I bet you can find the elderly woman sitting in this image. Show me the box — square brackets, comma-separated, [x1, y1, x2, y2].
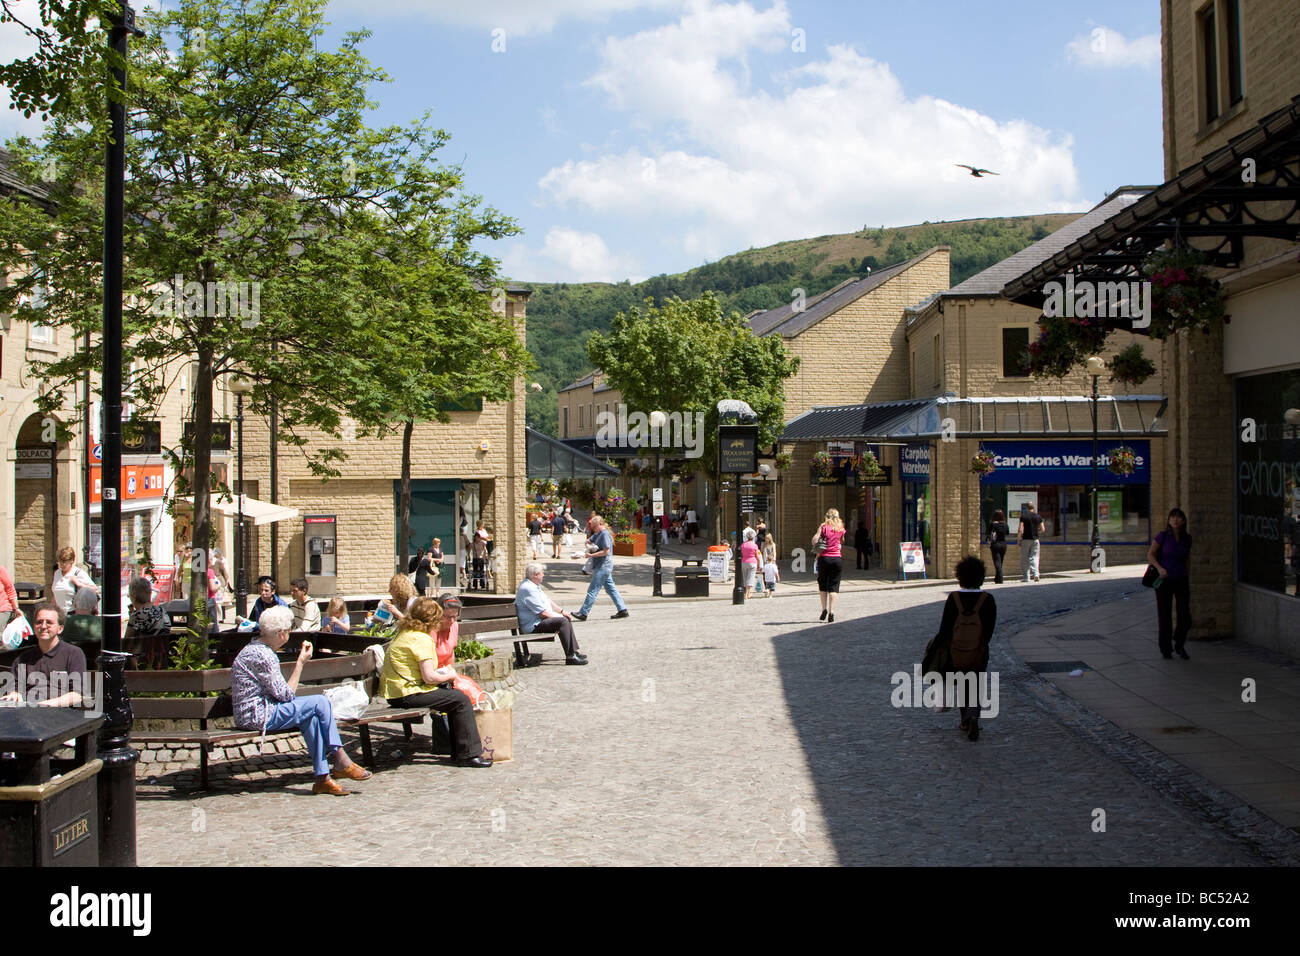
[124, 576, 170, 668]
[230, 604, 371, 795]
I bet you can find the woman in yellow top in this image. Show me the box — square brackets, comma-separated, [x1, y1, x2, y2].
[380, 598, 491, 768]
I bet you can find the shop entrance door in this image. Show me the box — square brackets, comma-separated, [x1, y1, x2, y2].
[395, 480, 460, 587]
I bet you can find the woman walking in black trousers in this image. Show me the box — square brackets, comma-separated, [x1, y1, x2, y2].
[1147, 507, 1193, 659]
[986, 509, 1009, 584]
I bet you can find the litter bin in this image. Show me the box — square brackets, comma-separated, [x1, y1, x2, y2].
[674, 559, 710, 598]
[0, 708, 104, 866]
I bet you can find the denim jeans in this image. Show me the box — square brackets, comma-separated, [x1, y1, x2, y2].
[578, 562, 626, 615]
[1021, 539, 1040, 580]
[264, 695, 343, 777]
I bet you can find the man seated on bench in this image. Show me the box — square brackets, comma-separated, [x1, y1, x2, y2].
[230, 605, 372, 796]
[1, 603, 90, 707]
[515, 562, 588, 666]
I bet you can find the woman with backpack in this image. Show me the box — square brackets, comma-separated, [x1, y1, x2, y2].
[925, 555, 997, 741]
[811, 508, 846, 622]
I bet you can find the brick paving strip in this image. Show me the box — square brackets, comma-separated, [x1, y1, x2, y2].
[135, 563, 1300, 866]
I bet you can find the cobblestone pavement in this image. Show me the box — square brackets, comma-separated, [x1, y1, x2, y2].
[135, 572, 1300, 866]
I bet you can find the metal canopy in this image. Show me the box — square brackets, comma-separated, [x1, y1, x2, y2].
[781, 396, 1168, 442]
[527, 427, 620, 480]
[1002, 93, 1300, 306]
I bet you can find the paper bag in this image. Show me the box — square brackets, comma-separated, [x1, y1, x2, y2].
[474, 707, 513, 762]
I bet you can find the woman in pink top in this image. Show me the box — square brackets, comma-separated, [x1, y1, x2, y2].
[0, 564, 20, 631]
[740, 529, 761, 599]
[812, 508, 847, 622]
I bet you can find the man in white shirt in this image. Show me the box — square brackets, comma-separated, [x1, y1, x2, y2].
[289, 578, 323, 631]
[514, 563, 587, 665]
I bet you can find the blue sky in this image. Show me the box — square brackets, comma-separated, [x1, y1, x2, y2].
[2, 0, 1166, 283]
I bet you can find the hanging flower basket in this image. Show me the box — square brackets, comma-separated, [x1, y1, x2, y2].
[854, 450, 883, 480]
[1026, 313, 1109, 379]
[970, 450, 996, 475]
[774, 451, 793, 471]
[811, 451, 836, 478]
[1107, 343, 1157, 386]
[1143, 245, 1228, 339]
[1106, 446, 1138, 477]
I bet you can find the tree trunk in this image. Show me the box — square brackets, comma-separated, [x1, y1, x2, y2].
[189, 349, 216, 655]
[398, 418, 413, 574]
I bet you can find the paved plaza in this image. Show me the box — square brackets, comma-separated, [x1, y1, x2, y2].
[134, 549, 1300, 866]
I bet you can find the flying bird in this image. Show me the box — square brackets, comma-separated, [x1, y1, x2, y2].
[955, 164, 1000, 178]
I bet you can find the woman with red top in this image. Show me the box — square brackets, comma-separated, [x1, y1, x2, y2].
[0, 563, 20, 631]
[740, 529, 760, 599]
[813, 508, 847, 622]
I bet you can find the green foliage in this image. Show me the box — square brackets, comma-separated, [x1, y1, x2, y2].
[586, 293, 799, 514]
[168, 631, 214, 672]
[0, 1, 123, 122]
[453, 639, 492, 662]
[1108, 343, 1157, 386]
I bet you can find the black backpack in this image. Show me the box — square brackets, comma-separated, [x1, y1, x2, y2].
[950, 593, 988, 671]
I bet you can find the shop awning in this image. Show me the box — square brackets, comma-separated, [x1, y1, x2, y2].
[782, 396, 1168, 442]
[199, 494, 300, 526]
[527, 427, 620, 480]
[1002, 93, 1300, 305]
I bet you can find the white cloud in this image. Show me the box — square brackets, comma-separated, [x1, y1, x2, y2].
[501, 226, 641, 282]
[1065, 26, 1160, 69]
[536, 1, 1084, 264]
[325, 0, 685, 36]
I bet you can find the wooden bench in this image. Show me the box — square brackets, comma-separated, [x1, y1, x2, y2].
[126, 654, 426, 790]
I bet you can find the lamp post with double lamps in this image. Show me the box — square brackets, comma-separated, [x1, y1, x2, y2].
[229, 376, 255, 616]
[1086, 355, 1106, 572]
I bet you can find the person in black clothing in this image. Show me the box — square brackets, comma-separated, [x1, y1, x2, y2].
[986, 509, 1009, 584]
[1017, 502, 1043, 581]
[414, 546, 435, 596]
[854, 520, 871, 570]
[929, 556, 997, 741]
[408, 548, 424, 576]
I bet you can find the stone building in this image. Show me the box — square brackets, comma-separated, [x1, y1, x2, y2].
[1001, 0, 1300, 651]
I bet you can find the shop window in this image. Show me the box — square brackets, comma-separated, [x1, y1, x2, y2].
[1235, 369, 1300, 596]
[1002, 328, 1030, 377]
[980, 483, 1149, 543]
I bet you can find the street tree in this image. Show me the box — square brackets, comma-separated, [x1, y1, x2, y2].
[0, 0, 122, 123]
[586, 292, 798, 542]
[0, 0, 520, 637]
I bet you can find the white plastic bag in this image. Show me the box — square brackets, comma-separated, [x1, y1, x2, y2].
[2, 612, 32, 651]
[323, 680, 370, 721]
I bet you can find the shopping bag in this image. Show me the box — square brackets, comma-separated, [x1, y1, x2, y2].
[452, 673, 488, 710]
[474, 707, 512, 762]
[323, 681, 371, 721]
[2, 612, 33, 651]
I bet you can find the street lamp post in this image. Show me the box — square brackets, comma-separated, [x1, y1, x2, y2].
[1087, 356, 1106, 572]
[650, 411, 667, 598]
[229, 376, 254, 616]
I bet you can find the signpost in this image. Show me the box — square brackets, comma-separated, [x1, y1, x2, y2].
[718, 401, 759, 605]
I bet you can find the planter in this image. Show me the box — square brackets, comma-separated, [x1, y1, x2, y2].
[613, 532, 646, 556]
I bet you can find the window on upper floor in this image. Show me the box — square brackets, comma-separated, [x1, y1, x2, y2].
[910, 351, 916, 394]
[25, 274, 54, 345]
[1002, 328, 1031, 378]
[1199, 0, 1244, 128]
[562, 406, 569, 438]
[932, 334, 941, 386]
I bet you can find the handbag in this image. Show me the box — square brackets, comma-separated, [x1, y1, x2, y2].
[812, 530, 829, 557]
[1141, 565, 1160, 588]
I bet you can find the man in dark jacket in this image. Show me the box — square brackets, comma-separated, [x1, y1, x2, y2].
[928, 556, 997, 741]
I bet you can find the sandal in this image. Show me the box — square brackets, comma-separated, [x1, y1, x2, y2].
[331, 763, 373, 781]
[312, 777, 351, 796]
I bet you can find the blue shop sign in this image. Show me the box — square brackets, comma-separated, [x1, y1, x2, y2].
[981, 440, 1151, 484]
[900, 443, 931, 483]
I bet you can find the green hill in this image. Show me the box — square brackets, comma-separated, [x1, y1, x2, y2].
[523, 212, 1080, 435]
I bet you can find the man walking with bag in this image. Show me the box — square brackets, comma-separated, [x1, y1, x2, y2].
[571, 515, 629, 621]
